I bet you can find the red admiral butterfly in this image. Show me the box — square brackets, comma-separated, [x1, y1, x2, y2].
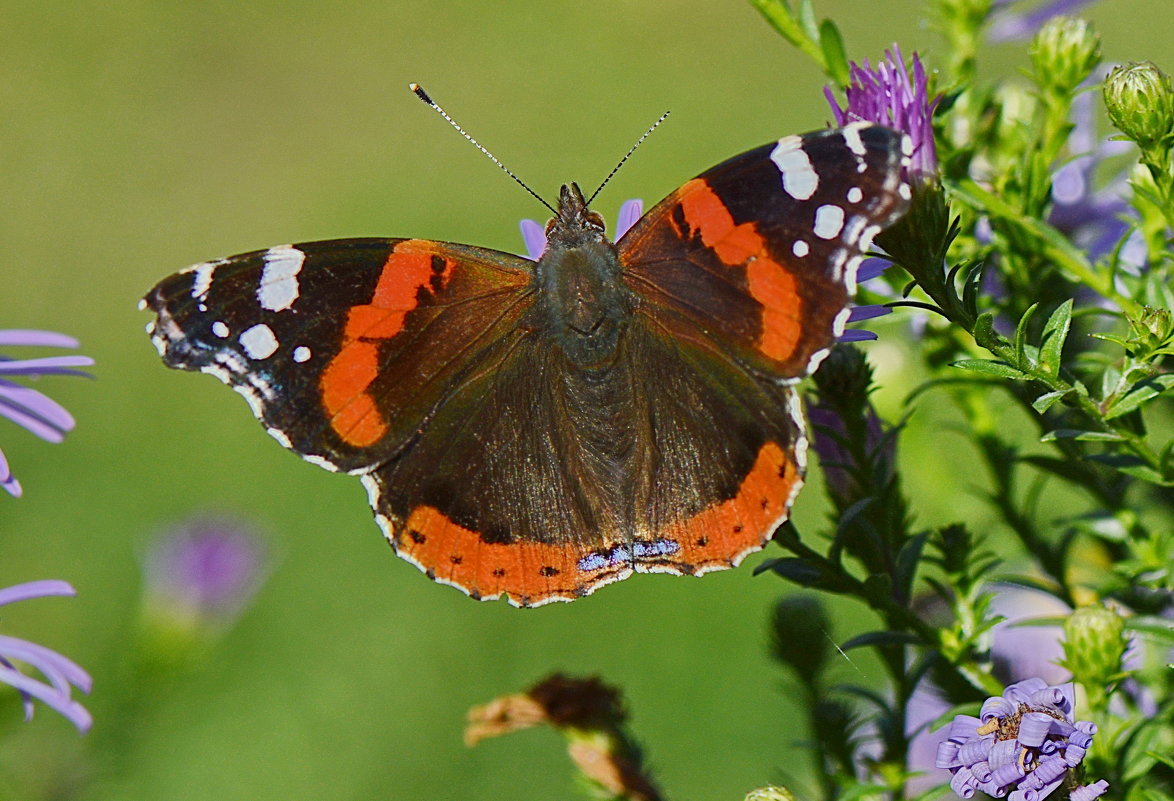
[142, 111, 911, 607]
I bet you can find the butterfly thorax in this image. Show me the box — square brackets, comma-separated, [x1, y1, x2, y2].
[532, 182, 636, 369]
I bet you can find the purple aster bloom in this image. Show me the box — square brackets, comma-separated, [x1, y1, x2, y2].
[0, 329, 94, 498]
[144, 516, 269, 630]
[826, 46, 940, 181]
[520, 199, 644, 259]
[0, 580, 92, 733]
[936, 678, 1106, 801]
[988, 0, 1099, 44]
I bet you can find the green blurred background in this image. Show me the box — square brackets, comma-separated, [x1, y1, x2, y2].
[1, 0, 1171, 798]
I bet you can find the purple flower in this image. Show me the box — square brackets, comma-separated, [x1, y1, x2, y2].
[0, 580, 92, 733]
[520, 199, 645, 259]
[144, 517, 269, 631]
[0, 329, 94, 498]
[988, 0, 1099, 44]
[826, 46, 940, 181]
[936, 678, 1107, 801]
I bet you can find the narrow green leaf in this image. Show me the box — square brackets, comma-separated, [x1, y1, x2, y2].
[972, 311, 1007, 350]
[951, 359, 1031, 380]
[1039, 299, 1073, 378]
[797, 0, 819, 42]
[839, 631, 924, 651]
[1105, 374, 1174, 419]
[1040, 429, 1124, 442]
[818, 19, 849, 85]
[1032, 391, 1066, 413]
[1015, 303, 1039, 369]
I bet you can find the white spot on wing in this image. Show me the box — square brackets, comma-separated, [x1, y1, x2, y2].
[293, 345, 311, 363]
[239, 323, 279, 360]
[258, 245, 305, 312]
[212, 321, 229, 338]
[814, 205, 846, 239]
[770, 138, 819, 200]
[899, 182, 912, 200]
[792, 240, 810, 258]
[847, 186, 863, 203]
[842, 123, 868, 156]
[191, 261, 218, 300]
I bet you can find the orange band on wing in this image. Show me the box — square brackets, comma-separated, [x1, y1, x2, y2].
[397, 505, 622, 605]
[678, 180, 802, 362]
[320, 241, 454, 446]
[666, 440, 800, 569]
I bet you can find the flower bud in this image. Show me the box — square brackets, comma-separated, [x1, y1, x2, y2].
[1061, 603, 1128, 693]
[1103, 61, 1174, 146]
[1030, 17, 1101, 94]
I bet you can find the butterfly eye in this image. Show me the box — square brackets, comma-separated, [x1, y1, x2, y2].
[544, 218, 557, 236]
[585, 211, 605, 231]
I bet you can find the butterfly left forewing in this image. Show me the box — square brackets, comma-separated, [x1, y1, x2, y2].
[143, 238, 534, 474]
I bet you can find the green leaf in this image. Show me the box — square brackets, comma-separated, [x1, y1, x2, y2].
[797, 0, 819, 42]
[1014, 303, 1039, 369]
[839, 631, 924, 651]
[818, 19, 849, 86]
[951, 359, 1031, 379]
[1105, 374, 1174, 419]
[1039, 299, 1073, 378]
[972, 311, 1006, 350]
[759, 557, 855, 592]
[1040, 429, 1124, 442]
[1124, 615, 1174, 645]
[1032, 391, 1066, 413]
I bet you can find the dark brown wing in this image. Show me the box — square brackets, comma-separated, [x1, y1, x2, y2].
[362, 316, 805, 607]
[143, 238, 535, 473]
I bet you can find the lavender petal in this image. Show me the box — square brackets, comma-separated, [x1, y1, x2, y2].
[0, 664, 91, 732]
[0, 330, 80, 348]
[519, 219, 546, 260]
[0, 355, 95, 375]
[1070, 780, 1109, 801]
[0, 580, 76, 607]
[615, 199, 644, 240]
[0, 634, 93, 693]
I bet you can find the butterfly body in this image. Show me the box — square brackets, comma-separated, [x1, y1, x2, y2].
[143, 123, 911, 606]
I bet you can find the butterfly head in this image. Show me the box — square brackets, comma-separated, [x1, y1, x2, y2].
[544, 183, 608, 249]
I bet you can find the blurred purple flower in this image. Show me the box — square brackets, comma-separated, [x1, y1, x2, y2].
[826, 46, 940, 181]
[520, 199, 645, 259]
[144, 517, 268, 630]
[988, 0, 1099, 44]
[936, 678, 1107, 801]
[808, 395, 895, 507]
[0, 329, 93, 498]
[1049, 81, 1135, 257]
[0, 580, 92, 733]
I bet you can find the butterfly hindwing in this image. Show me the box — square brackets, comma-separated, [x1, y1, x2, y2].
[618, 122, 911, 380]
[143, 238, 534, 473]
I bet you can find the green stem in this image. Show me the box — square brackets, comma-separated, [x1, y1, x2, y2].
[948, 178, 1144, 317]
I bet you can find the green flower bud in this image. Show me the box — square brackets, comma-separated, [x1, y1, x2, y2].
[1104, 61, 1174, 146]
[1031, 17, 1101, 94]
[1061, 603, 1128, 694]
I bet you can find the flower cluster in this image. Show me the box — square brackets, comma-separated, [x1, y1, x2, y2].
[936, 679, 1108, 801]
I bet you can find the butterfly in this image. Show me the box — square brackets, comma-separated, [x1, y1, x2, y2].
[142, 121, 911, 607]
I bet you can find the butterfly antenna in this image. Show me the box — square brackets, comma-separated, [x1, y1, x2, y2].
[586, 110, 670, 206]
[410, 83, 556, 214]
